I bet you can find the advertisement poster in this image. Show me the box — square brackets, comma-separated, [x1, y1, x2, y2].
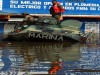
[0, 0, 100, 15]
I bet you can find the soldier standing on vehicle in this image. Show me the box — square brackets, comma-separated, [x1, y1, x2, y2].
[49, 0, 65, 25]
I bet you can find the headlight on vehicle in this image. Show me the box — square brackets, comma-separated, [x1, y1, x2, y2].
[79, 32, 86, 37]
[23, 25, 28, 28]
[18, 27, 22, 29]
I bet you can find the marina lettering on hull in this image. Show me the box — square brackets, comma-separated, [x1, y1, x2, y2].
[28, 32, 63, 41]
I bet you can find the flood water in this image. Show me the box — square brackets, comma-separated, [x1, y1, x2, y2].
[0, 41, 100, 75]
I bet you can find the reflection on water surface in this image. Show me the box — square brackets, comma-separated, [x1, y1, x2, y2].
[0, 41, 100, 75]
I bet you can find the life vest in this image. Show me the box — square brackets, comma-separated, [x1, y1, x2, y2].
[53, 2, 65, 14]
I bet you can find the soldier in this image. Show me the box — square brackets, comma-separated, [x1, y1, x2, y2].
[49, 0, 65, 25]
[22, 12, 35, 25]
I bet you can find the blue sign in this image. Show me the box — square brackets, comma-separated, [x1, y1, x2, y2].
[0, 0, 100, 15]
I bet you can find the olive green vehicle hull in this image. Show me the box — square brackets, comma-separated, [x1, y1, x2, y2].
[6, 19, 86, 42]
[7, 31, 82, 42]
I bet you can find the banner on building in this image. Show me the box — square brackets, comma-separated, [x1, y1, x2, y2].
[0, 0, 100, 15]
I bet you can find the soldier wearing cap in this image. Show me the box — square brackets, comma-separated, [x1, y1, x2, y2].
[22, 12, 35, 25]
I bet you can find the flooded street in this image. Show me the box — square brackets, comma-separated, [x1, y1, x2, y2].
[1, 0, 100, 74]
[0, 41, 100, 75]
